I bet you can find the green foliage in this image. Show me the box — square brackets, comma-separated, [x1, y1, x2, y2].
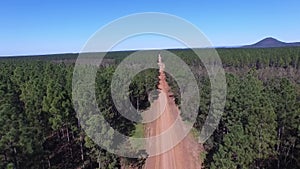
[210, 73, 277, 169]
[0, 47, 300, 168]
[265, 78, 300, 168]
[132, 124, 145, 138]
[0, 71, 40, 169]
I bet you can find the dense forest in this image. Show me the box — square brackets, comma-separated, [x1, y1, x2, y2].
[0, 47, 299, 169]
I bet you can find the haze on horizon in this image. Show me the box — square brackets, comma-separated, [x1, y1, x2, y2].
[0, 0, 299, 56]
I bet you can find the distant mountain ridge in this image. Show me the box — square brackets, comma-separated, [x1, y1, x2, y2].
[243, 37, 300, 48]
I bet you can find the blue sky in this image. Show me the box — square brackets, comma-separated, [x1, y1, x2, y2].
[0, 0, 299, 56]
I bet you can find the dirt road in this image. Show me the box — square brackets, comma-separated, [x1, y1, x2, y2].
[143, 54, 202, 169]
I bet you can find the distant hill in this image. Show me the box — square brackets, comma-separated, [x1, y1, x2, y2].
[243, 37, 300, 48]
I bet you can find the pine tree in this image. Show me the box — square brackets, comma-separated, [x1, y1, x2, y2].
[265, 78, 300, 168]
[212, 72, 277, 168]
[0, 74, 38, 169]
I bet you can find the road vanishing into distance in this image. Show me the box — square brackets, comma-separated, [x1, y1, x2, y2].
[143, 54, 202, 169]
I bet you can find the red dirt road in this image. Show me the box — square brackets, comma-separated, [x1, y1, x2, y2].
[143, 54, 202, 169]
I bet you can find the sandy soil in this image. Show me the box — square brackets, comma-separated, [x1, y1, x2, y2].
[143, 54, 202, 169]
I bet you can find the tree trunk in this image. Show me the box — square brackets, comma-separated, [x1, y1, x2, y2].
[61, 128, 65, 138]
[80, 134, 85, 161]
[97, 153, 101, 169]
[12, 146, 19, 169]
[41, 160, 45, 169]
[4, 152, 7, 162]
[66, 127, 73, 159]
[71, 130, 75, 140]
[70, 146, 73, 159]
[90, 157, 93, 169]
[277, 127, 282, 169]
[66, 127, 70, 143]
[57, 130, 61, 140]
[137, 97, 139, 112]
[47, 157, 51, 169]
